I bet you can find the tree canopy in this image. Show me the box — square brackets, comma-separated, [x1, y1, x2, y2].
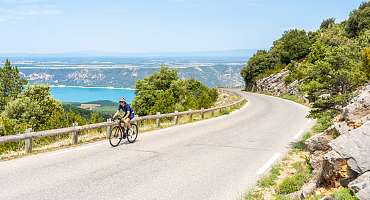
[240, 29, 312, 90]
[241, 1, 370, 118]
[345, 1, 370, 37]
[132, 66, 218, 116]
[0, 59, 27, 111]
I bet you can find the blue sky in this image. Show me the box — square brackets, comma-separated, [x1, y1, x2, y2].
[0, 0, 364, 54]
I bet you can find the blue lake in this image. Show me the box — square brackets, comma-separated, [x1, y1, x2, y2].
[50, 86, 135, 103]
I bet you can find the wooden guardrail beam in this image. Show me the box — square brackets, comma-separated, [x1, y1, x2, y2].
[0, 89, 246, 154]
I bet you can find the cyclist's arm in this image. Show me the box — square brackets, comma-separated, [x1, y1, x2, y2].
[113, 110, 120, 119]
[122, 110, 131, 119]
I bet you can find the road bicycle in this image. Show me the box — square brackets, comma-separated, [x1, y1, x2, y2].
[109, 118, 138, 147]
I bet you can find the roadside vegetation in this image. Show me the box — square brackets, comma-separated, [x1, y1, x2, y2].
[244, 113, 357, 200]
[242, 3, 369, 198]
[132, 66, 218, 116]
[0, 60, 107, 154]
[0, 61, 235, 159]
[241, 1, 370, 121]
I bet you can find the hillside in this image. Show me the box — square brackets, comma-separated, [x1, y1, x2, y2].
[1, 56, 249, 88]
[242, 2, 370, 199]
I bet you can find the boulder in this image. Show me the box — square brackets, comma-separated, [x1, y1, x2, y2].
[321, 150, 348, 187]
[333, 121, 351, 135]
[300, 180, 317, 199]
[349, 172, 370, 200]
[309, 151, 325, 173]
[329, 120, 370, 174]
[342, 84, 370, 128]
[305, 133, 332, 153]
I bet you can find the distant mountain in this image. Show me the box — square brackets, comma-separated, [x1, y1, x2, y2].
[2, 56, 249, 88]
[0, 49, 257, 58]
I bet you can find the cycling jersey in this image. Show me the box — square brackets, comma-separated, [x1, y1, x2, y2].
[118, 103, 135, 119]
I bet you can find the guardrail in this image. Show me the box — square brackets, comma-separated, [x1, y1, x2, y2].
[0, 89, 246, 154]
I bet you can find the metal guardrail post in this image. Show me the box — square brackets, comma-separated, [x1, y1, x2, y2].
[24, 128, 32, 154]
[156, 112, 161, 128]
[174, 111, 179, 125]
[72, 122, 78, 145]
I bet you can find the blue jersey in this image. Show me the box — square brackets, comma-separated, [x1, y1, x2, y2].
[118, 103, 135, 119]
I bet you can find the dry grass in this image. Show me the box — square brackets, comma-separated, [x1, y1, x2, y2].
[245, 150, 312, 200]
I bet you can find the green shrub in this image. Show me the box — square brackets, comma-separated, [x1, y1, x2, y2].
[276, 161, 311, 194]
[133, 66, 218, 116]
[276, 173, 306, 194]
[258, 165, 281, 187]
[331, 187, 358, 200]
[311, 111, 335, 133]
[279, 93, 306, 105]
[293, 132, 311, 150]
[244, 190, 263, 200]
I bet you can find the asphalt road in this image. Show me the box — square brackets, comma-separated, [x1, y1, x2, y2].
[0, 91, 314, 200]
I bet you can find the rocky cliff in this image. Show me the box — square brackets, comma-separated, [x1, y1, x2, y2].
[255, 70, 299, 96]
[302, 83, 370, 199]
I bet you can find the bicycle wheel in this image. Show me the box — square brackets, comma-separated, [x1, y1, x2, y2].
[127, 124, 138, 143]
[109, 126, 122, 147]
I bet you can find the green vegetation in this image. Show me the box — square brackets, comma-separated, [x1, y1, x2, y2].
[0, 59, 27, 111]
[331, 187, 358, 200]
[279, 93, 306, 105]
[307, 187, 358, 200]
[241, 2, 370, 120]
[245, 110, 334, 198]
[245, 152, 313, 199]
[276, 160, 312, 195]
[293, 132, 311, 150]
[132, 66, 218, 116]
[240, 29, 312, 90]
[242, 5, 369, 198]
[0, 60, 106, 154]
[345, 2, 370, 37]
[258, 165, 281, 187]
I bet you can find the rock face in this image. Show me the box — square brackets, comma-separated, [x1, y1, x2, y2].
[255, 70, 299, 96]
[330, 121, 370, 174]
[303, 83, 370, 199]
[305, 132, 332, 153]
[349, 172, 370, 200]
[321, 150, 350, 187]
[342, 84, 370, 127]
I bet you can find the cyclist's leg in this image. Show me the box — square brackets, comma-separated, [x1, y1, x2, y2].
[124, 118, 131, 129]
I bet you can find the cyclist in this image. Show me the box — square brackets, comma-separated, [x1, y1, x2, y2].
[113, 97, 135, 132]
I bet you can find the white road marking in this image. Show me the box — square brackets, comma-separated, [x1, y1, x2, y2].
[257, 153, 281, 175]
[293, 129, 304, 140]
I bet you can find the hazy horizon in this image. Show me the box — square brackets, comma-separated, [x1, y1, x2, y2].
[0, 48, 257, 58]
[0, 0, 363, 54]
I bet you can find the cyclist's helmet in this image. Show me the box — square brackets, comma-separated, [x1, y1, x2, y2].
[119, 97, 126, 103]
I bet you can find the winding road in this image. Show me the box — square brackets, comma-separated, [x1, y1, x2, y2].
[0, 91, 314, 200]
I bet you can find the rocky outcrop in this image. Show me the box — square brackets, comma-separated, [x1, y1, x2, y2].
[342, 84, 370, 128]
[349, 172, 370, 200]
[305, 132, 333, 153]
[255, 70, 299, 96]
[333, 84, 370, 134]
[330, 121, 370, 174]
[298, 83, 370, 199]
